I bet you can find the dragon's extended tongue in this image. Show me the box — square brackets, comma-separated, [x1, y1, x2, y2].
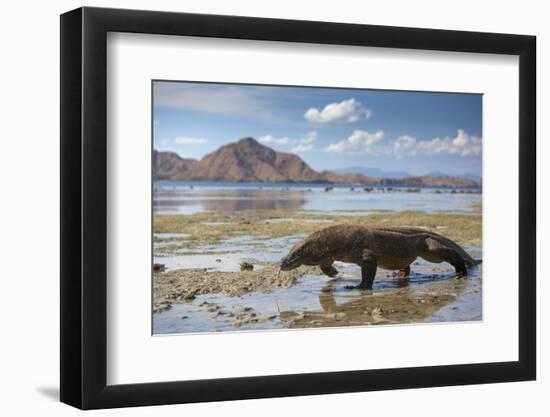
[276, 267, 281, 280]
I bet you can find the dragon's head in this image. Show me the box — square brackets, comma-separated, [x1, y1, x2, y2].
[280, 242, 307, 271]
[280, 239, 322, 271]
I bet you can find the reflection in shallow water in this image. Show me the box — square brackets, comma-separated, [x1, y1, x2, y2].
[153, 256, 482, 334]
[152, 181, 482, 334]
[153, 182, 481, 215]
[155, 188, 307, 213]
[154, 234, 305, 272]
[286, 274, 472, 328]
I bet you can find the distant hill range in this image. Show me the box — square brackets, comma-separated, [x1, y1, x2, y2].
[154, 137, 481, 187]
[426, 171, 482, 182]
[336, 167, 482, 183]
[334, 166, 411, 179]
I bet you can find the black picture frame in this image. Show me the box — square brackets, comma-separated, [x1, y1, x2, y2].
[60, 6, 536, 410]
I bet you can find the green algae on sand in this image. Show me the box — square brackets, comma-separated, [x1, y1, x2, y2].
[154, 209, 482, 252]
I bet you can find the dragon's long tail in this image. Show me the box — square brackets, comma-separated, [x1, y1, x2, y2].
[466, 258, 482, 267]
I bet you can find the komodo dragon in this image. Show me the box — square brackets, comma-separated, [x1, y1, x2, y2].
[278, 225, 481, 289]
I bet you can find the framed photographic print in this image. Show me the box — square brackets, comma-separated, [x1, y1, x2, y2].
[60, 6, 536, 410]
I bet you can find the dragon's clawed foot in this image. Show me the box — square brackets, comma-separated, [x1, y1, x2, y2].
[344, 284, 373, 291]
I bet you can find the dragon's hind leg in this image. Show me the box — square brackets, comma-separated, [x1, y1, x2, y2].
[398, 265, 411, 279]
[320, 264, 339, 277]
[421, 238, 468, 276]
[441, 249, 468, 276]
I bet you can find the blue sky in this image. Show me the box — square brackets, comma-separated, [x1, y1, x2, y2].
[153, 81, 482, 176]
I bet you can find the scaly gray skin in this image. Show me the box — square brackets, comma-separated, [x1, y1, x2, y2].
[279, 225, 481, 289]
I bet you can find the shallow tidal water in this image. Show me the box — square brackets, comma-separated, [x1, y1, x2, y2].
[154, 234, 305, 272]
[152, 182, 482, 335]
[153, 246, 482, 335]
[153, 181, 481, 215]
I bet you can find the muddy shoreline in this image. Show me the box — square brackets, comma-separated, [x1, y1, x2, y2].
[152, 208, 482, 332]
[153, 263, 319, 313]
[153, 263, 482, 333]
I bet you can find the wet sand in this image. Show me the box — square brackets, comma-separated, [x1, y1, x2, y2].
[154, 209, 482, 254]
[153, 257, 482, 334]
[153, 207, 482, 334]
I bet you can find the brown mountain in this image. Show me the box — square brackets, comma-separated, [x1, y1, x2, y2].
[153, 137, 480, 187]
[183, 137, 325, 182]
[153, 150, 198, 180]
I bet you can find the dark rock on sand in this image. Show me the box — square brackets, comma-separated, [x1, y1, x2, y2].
[240, 262, 254, 271]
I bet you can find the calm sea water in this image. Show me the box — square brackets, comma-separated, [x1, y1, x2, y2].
[153, 181, 481, 215]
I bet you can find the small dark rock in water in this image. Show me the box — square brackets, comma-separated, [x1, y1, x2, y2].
[180, 315, 188, 320]
[324, 186, 333, 192]
[364, 187, 374, 193]
[153, 263, 165, 272]
[216, 259, 222, 263]
[216, 310, 231, 316]
[240, 262, 254, 271]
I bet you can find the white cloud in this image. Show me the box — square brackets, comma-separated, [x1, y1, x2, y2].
[393, 135, 418, 159]
[259, 131, 318, 153]
[304, 98, 372, 123]
[291, 143, 313, 153]
[290, 131, 317, 153]
[324, 129, 482, 158]
[173, 136, 208, 145]
[324, 129, 385, 153]
[395, 129, 482, 158]
[257, 135, 290, 145]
